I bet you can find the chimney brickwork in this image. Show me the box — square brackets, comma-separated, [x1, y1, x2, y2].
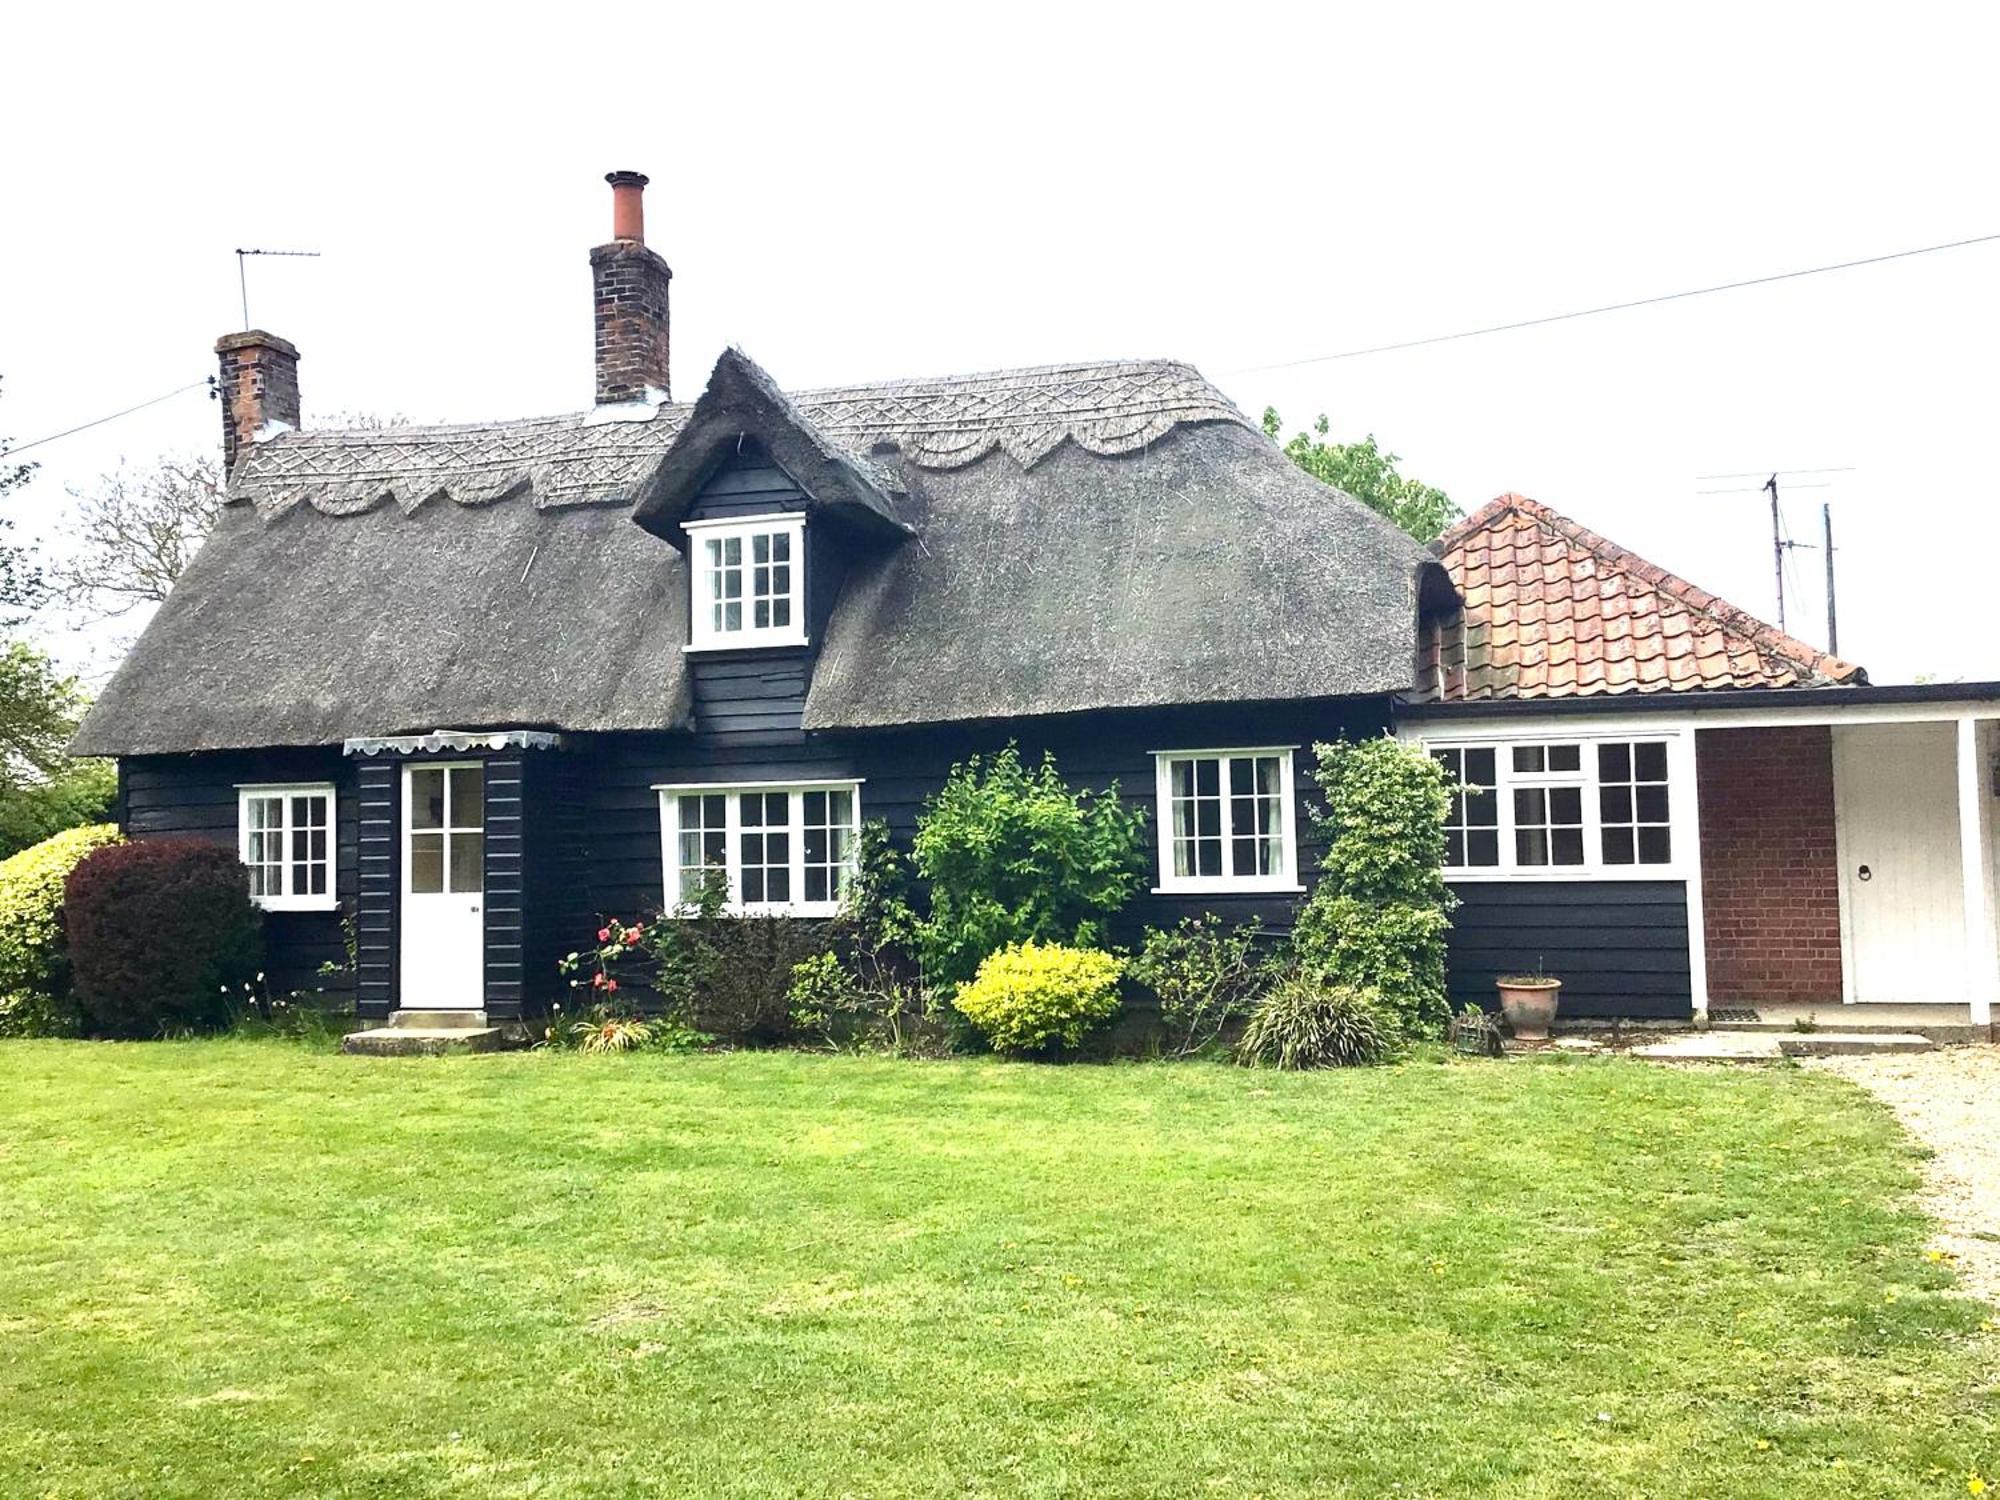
[591, 170, 672, 404]
[214, 330, 301, 474]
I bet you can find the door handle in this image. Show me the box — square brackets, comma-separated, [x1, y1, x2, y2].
[1857, 865, 1872, 883]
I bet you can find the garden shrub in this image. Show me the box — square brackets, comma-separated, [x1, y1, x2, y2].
[1237, 974, 1397, 1069]
[951, 940, 1124, 1057]
[912, 746, 1147, 989]
[0, 822, 122, 1037]
[562, 874, 830, 1048]
[65, 839, 264, 1038]
[1130, 914, 1273, 1057]
[1291, 737, 1455, 1038]
[786, 821, 944, 1053]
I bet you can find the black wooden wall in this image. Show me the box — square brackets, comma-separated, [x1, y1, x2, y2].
[1445, 879, 1694, 1020]
[354, 759, 397, 1019]
[123, 749, 357, 998]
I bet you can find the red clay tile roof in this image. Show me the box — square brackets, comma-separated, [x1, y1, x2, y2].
[1420, 493, 1865, 701]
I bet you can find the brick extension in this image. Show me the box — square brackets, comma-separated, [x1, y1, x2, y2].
[1697, 725, 1844, 1003]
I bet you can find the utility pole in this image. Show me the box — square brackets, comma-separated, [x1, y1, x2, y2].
[1823, 502, 1838, 656]
[1764, 474, 1786, 634]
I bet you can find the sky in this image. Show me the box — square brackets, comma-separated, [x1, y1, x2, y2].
[4, 3, 1996, 685]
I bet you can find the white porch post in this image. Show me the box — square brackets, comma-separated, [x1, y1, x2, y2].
[1954, 717, 1995, 1027]
[1672, 726, 1709, 1024]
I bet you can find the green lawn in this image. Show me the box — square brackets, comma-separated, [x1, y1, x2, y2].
[0, 1044, 1992, 1499]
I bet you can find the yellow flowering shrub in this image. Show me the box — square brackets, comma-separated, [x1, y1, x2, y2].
[951, 940, 1123, 1056]
[0, 822, 122, 1037]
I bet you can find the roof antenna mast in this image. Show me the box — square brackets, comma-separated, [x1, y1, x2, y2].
[234, 247, 321, 330]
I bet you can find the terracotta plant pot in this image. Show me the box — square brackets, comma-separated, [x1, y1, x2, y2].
[1495, 977, 1562, 1041]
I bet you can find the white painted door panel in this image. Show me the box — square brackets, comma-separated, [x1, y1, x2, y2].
[401, 763, 485, 1010]
[1834, 723, 1964, 1003]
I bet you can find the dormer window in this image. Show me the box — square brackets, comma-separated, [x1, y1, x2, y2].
[684, 513, 808, 650]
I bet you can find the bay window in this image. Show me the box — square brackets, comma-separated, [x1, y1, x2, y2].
[1153, 748, 1301, 893]
[1427, 736, 1679, 877]
[237, 784, 336, 910]
[656, 780, 860, 915]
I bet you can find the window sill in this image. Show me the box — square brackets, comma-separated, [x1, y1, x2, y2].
[252, 897, 341, 913]
[667, 903, 843, 919]
[682, 636, 810, 655]
[1444, 867, 1685, 883]
[1152, 883, 1307, 897]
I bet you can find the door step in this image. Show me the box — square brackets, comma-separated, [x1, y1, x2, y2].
[342, 1010, 505, 1056]
[387, 1009, 490, 1030]
[1777, 1031, 1935, 1058]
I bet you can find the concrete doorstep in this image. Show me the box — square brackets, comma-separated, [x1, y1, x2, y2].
[341, 1009, 506, 1056]
[1628, 1031, 1935, 1064]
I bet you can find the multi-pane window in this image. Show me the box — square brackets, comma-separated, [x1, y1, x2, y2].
[238, 785, 335, 910]
[1510, 743, 1586, 867]
[739, 791, 792, 905]
[1598, 741, 1672, 865]
[1433, 746, 1499, 868]
[1423, 736, 1680, 876]
[1154, 750, 1297, 891]
[685, 515, 807, 649]
[658, 782, 860, 914]
[674, 792, 728, 902]
[408, 765, 484, 895]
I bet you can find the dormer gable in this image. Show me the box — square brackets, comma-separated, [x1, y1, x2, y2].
[632, 348, 913, 550]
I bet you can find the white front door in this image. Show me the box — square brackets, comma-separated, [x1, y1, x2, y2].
[1834, 722, 1965, 1003]
[401, 762, 485, 1010]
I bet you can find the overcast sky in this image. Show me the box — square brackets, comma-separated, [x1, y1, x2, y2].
[5, 4, 1996, 685]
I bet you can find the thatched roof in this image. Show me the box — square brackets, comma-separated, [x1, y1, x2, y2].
[74, 352, 1445, 755]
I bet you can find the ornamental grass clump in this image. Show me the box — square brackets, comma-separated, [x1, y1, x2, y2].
[1237, 975, 1398, 1070]
[0, 822, 122, 1037]
[951, 940, 1124, 1057]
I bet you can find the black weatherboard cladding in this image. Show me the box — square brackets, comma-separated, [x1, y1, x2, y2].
[121, 748, 357, 999]
[1445, 879, 1693, 1020]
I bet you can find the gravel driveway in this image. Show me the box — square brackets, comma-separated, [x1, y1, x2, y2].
[1810, 1045, 2000, 1304]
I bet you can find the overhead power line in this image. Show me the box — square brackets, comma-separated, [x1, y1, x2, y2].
[4, 379, 209, 459]
[1234, 231, 2000, 374]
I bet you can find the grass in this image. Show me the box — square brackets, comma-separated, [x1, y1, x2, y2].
[0, 1043, 1993, 1498]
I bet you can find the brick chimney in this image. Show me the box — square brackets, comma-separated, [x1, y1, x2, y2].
[214, 330, 300, 474]
[590, 171, 672, 405]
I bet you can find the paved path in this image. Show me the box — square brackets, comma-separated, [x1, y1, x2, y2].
[1809, 1045, 2000, 1305]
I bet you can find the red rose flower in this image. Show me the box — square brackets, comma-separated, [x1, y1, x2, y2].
[624, 929, 641, 946]
[597, 928, 611, 942]
[604, 979, 619, 994]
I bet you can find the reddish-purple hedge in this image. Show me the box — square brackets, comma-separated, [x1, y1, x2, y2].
[64, 839, 264, 1038]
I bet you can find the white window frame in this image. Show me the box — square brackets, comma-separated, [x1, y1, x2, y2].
[682, 513, 809, 651]
[1151, 747, 1304, 895]
[654, 779, 863, 916]
[236, 783, 337, 912]
[1418, 731, 1690, 881]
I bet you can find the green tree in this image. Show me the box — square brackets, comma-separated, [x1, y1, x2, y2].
[1262, 408, 1461, 544]
[0, 643, 113, 859]
[0, 378, 48, 623]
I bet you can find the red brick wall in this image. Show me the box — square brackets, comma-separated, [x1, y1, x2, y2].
[1697, 725, 1843, 1003]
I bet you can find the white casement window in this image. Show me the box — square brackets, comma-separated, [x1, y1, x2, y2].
[1152, 748, 1302, 894]
[1425, 735, 1680, 878]
[656, 780, 861, 916]
[237, 784, 336, 911]
[683, 513, 808, 650]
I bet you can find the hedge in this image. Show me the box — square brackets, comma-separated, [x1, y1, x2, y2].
[65, 839, 263, 1038]
[0, 823, 123, 1037]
